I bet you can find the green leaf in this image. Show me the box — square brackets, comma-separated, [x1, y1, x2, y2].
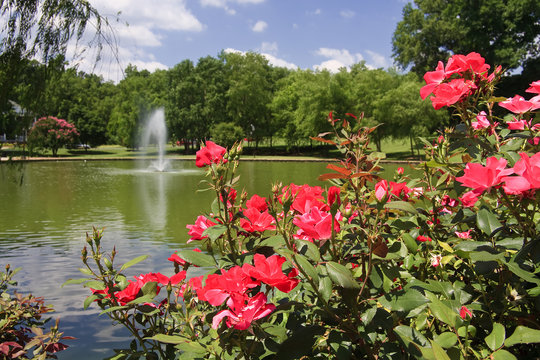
[147, 334, 188, 344]
[402, 233, 418, 253]
[78, 267, 94, 276]
[491, 349, 517, 360]
[326, 261, 359, 289]
[505, 261, 540, 285]
[176, 340, 207, 354]
[435, 332, 457, 349]
[485, 323, 505, 351]
[83, 294, 99, 309]
[425, 293, 458, 328]
[120, 255, 149, 271]
[62, 278, 89, 287]
[275, 325, 325, 360]
[379, 288, 428, 313]
[429, 340, 451, 360]
[295, 239, 321, 262]
[260, 234, 286, 248]
[294, 254, 319, 284]
[175, 249, 216, 267]
[202, 224, 227, 242]
[84, 280, 106, 290]
[384, 201, 418, 214]
[476, 208, 502, 236]
[504, 326, 540, 347]
[318, 274, 332, 302]
[140, 281, 158, 297]
[394, 325, 429, 347]
[99, 305, 127, 315]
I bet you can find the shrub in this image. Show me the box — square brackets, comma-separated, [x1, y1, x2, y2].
[70, 53, 540, 359]
[1, 265, 72, 359]
[27, 116, 79, 156]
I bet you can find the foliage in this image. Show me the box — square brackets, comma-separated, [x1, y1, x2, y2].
[1, 265, 72, 359]
[210, 122, 244, 148]
[27, 116, 79, 156]
[392, 0, 540, 87]
[69, 52, 540, 359]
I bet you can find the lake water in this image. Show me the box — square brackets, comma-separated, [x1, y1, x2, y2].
[0, 159, 401, 359]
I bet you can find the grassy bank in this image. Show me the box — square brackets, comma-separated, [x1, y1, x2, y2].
[1, 138, 423, 162]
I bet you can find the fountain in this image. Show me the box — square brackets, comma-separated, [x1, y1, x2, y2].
[140, 108, 169, 172]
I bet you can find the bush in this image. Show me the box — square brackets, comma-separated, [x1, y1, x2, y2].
[70, 53, 540, 359]
[210, 122, 244, 148]
[1, 265, 72, 359]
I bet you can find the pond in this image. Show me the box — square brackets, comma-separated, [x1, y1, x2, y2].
[0, 159, 400, 359]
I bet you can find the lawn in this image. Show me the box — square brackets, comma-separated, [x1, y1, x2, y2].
[1, 137, 425, 161]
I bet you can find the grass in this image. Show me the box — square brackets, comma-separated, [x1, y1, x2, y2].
[0, 138, 425, 162]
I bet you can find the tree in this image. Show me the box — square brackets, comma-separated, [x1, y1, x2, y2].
[223, 51, 273, 147]
[27, 116, 79, 156]
[0, 0, 111, 133]
[392, 0, 540, 89]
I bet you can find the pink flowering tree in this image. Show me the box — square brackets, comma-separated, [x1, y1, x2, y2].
[27, 116, 79, 156]
[68, 53, 540, 359]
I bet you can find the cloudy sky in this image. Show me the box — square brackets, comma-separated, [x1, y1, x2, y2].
[71, 0, 408, 81]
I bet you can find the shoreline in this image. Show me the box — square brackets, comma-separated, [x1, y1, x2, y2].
[0, 155, 421, 164]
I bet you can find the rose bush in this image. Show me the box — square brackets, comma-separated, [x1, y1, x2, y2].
[69, 52, 540, 359]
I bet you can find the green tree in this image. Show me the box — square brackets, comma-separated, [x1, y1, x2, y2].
[210, 122, 244, 148]
[0, 0, 111, 133]
[392, 0, 540, 89]
[373, 74, 447, 156]
[223, 51, 273, 147]
[108, 66, 164, 148]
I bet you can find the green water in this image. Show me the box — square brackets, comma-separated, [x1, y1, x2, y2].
[0, 159, 401, 359]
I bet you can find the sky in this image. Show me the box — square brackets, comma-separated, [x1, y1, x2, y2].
[70, 0, 409, 82]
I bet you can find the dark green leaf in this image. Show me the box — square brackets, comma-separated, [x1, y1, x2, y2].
[295, 239, 321, 262]
[99, 305, 127, 315]
[326, 261, 359, 289]
[435, 332, 457, 349]
[505, 261, 540, 285]
[394, 325, 429, 347]
[294, 254, 319, 284]
[476, 209, 502, 236]
[379, 288, 428, 313]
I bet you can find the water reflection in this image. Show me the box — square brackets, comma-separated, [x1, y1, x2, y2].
[0, 160, 348, 359]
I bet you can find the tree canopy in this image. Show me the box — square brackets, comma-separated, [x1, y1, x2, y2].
[392, 0, 540, 85]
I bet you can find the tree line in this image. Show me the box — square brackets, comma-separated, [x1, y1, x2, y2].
[1, 51, 447, 153]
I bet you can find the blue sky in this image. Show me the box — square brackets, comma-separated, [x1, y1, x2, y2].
[73, 0, 408, 81]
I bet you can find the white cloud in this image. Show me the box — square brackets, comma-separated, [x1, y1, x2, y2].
[260, 41, 278, 55]
[200, 0, 264, 14]
[340, 10, 355, 19]
[366, 50, 389, 68]
[116, 25, 162, 47]
[224, 48, 297, 70]
[90, 0, 204, 33]
[252, 20, 268, 32]
[307, 8, 322, 16]
[314, 48, 389, 72]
